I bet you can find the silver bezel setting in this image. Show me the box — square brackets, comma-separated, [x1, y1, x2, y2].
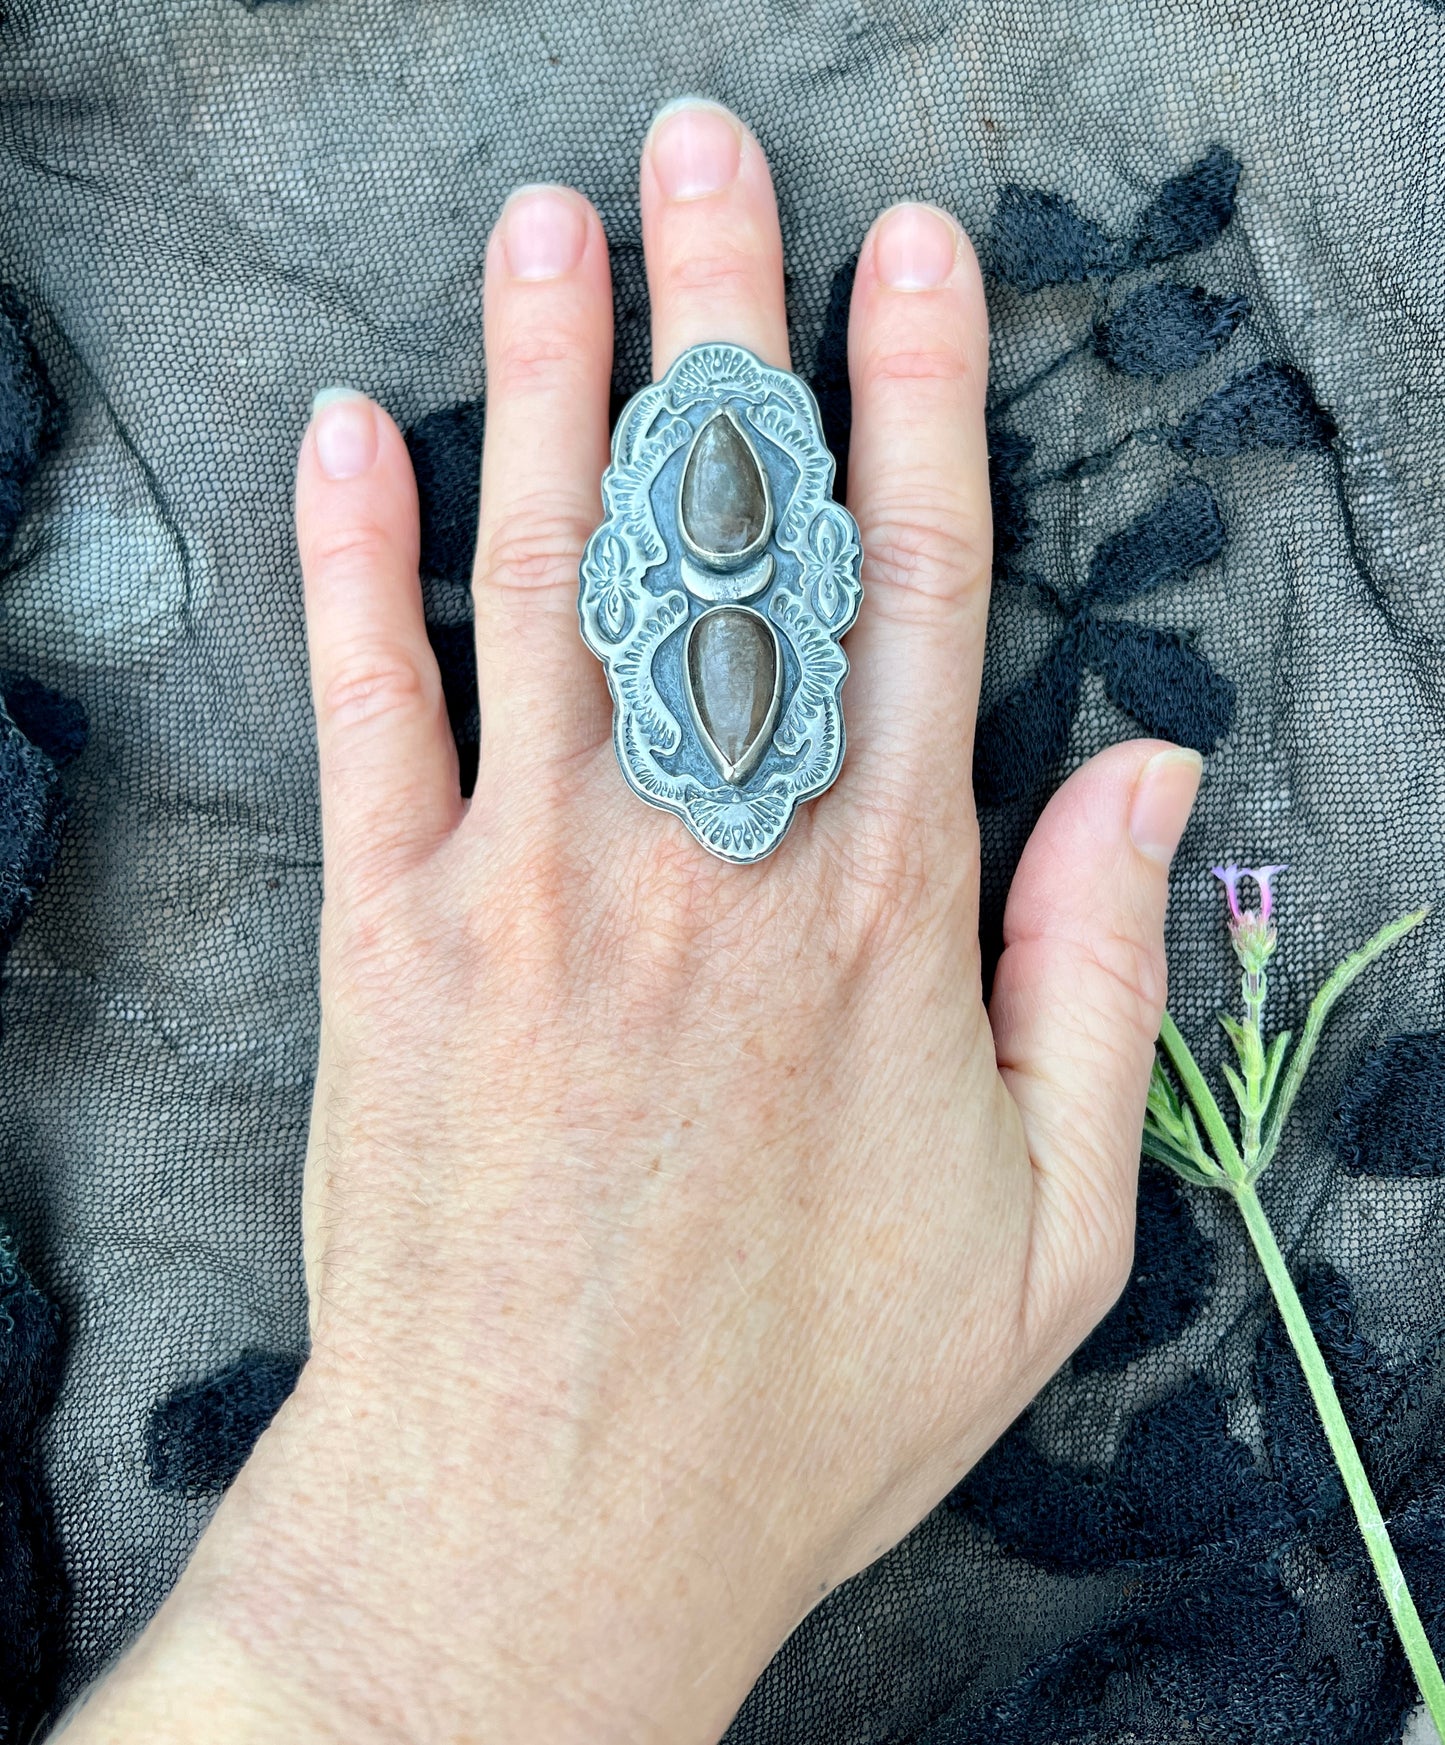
[682, 604, 785, 788]
[674, 407, 775, 573]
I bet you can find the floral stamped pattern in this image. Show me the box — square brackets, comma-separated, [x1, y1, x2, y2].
[579, 342, 862, 863]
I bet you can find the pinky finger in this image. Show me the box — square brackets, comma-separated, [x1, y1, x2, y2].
[295, 389, 464, 895]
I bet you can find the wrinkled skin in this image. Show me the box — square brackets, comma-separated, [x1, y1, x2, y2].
[63, 98, 1200, 1745]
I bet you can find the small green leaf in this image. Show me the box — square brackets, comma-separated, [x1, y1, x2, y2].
[1158, 1011, 1244, 1176]
[1221, 1060, 1249, 1114]
[1256, 906, 1432, 1177]
[1142, 1128, 1223, 1186]
[1260, 1030, 1292, 1122]
[1149, 1057, 1183, 1118]
[1147, 1063, 1190, 1141]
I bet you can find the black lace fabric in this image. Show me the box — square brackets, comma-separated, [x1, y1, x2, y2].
[2, 3, 1443, 1740]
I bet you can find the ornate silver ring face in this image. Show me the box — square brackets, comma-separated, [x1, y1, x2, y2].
[578, 341, 863, 864]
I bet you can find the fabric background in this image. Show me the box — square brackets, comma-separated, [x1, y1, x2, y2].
[1, 1, 1443, 1739]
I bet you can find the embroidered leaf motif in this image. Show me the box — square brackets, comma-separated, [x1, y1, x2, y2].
[987, 420, 1036, 578]
[809, 255, 858, 504]
[1093, 283, 1250, 377]
[1073, 1171, 1216, 1375]
[973, 629, 1084, 805]
[1170, 363, 1337, 456]
[1087, 618, 1236, 752]
[146, 1350, 304, 1495]
[952, 1377, 1294, 1572]
[1335, 1033, 1445, 1178]
[986, 187, 1124, 291]
[1083, 480, 1225, 607]
[1129, 145, 1242, 265]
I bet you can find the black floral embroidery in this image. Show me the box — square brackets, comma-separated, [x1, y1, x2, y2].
[974, 480, 1237, 805]
[975, 149, 1340, 807]
[1335, 1033, 1445, 1178]
[145, 1349, 305, 1496]
[0, 287, 86, 968]
[1072, 1168, 1215, 1375]
[946, 1264, 1445, 1743]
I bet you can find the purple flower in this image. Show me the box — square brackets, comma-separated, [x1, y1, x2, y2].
[1252, 864, 1288, 921]
[1212, 862, 1288, 972]
[1212, 862, 1244, 921]
[1212, 863, 1288, 916]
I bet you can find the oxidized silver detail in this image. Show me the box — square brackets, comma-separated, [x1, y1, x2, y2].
[578, 341, 863, 863]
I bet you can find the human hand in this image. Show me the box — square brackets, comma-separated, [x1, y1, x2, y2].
[67, 97, 1200, 1745]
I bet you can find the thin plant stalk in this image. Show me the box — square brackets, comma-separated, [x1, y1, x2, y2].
[1230, 1177, 1445, 1732]
[1146, 878, 1441, 1729]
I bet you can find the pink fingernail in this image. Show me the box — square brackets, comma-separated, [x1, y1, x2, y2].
[1130, 748, 1204, 864]
[311, 388, 377, 480]
[501, 185, 588, 280]
[647, 97, 743, 200]
[874, 203, 960, 290]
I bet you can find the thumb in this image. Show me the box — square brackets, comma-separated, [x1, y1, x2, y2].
[989, 739, 1202, 1345]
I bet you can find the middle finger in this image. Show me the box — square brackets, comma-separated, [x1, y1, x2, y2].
[641, 97, 791, 373]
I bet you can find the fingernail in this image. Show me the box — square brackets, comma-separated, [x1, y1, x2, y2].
[1130, 748, 1204, 864]
[875, 202, 960, 290]
[647, 96, 743, 200]
[501, 184, 588, 280]
[310, 388, 377, 481]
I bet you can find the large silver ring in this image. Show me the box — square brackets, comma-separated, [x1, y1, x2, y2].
[578, 341, 863, 864]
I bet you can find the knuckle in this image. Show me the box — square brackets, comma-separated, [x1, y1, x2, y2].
[664, 249, 757, 304]
[302, 520, 393, 580]
[479, 497, 593, 596]
[321, 646, 436, 730]
[861, 343, 972, 390]
[490, 328, 587, 396]
[1082, 928, 1169, 1039]
[860, 504, 990, 617]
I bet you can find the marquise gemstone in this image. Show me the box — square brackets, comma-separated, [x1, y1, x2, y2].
[686, 608, 779, 784]
[679, 411, 769, 558]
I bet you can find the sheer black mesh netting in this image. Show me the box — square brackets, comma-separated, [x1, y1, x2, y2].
[1, 0, 1444, 1739]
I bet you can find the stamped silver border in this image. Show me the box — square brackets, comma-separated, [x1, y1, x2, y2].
[578, 341, 864, 864]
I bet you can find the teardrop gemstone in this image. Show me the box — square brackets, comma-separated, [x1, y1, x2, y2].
[679, 411, 769, 561]
[686, 608, 780, 785]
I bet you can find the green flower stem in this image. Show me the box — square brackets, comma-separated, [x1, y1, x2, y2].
[1241, 966, 1268, 1162]
[1230, 1177, 1445, 1733]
